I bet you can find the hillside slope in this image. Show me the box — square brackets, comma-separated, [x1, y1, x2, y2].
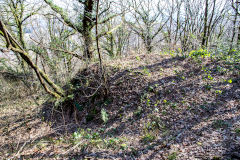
[0, 53, 240, 159]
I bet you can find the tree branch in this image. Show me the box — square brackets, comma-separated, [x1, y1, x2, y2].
[44, 0, 81, 32]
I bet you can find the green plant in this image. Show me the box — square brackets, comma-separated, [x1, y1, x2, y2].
[148, 85, 154, 92]
[204, 83, 212, 90]
[73, 131, 82, 140]
[215, 48, 240, 63]
[130, 147, 138, 156]
[154, 100, 160, 107]
[141, 133, 156, 144]
[163, 99, 168, 104]
[134, 106, 143, 117]
[92, 132, 100, 139]
[168, 152, 178, 160]
[169, 50, 176, 57]
[162, 110, 167, 115]
[216, 65, 228, 75]
[120, 143, 128, 150]
[215, 90, 222, 95]
[212, 156, 221, 160]
[146, 99, 151, 107]
[212, 120, 229, 129]
[101, 108, 109, 123]
[142, 67, 151, 76]
[227, 79, 232, 84]
[200, 105, 207, 110]
[176, 47, 186, 57]
[159, 68, 164, 72]
[105, 138, 121, 148]
[207, 75, 213, 80]
[170, 102, 177, 109]
[202, 66, 214, 81]
[174, 70, 186, 80]
[71, 128, 128, 149]
[235, 128, 240, 135]
[136, 56, 141, 61]
[189, 48, 210, 58]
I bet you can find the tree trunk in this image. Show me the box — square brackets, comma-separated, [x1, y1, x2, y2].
[206, 0, 216, 47]
[202, 0, 209, 48]
[238, 24, 240, 46]
[82, 0, 94, 59]
[83, 31, 94, 59]
[175, 0, 182, 45]
[144, 35, 152, 53]
[230, 9, 238, 50]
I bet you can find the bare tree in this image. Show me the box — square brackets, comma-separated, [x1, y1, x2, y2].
[30, 16, 80, 83]
[44, 0, 118, 59]
[126, 0, 169, 53]
[0, 0, 43, 71]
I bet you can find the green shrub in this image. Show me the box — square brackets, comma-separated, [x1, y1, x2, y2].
[189, 48, 210, 58]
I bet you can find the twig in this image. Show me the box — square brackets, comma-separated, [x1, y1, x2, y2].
[12, 139, 31, 159]
[84, 83, 102, 98]
[62, 142, 82, 155]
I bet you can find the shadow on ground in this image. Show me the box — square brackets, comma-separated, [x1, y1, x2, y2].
[2, 55, 239, 159]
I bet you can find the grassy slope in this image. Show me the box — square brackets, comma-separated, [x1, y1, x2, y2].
[0, 53, 240, 159]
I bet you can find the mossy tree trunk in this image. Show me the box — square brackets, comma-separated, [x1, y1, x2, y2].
[82, 0, 95, 59]
[202, 0, 209, 48]
[238, 25, 240, 46]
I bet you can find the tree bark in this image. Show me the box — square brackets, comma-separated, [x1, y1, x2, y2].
[206, 0, 216, 47]
[82, 0, 95, 59]
[202, 0, 209, 48]
[230, 6, 238, 50]
[238, 24, 240, 46]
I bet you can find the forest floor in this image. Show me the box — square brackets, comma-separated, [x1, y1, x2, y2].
[0, 53, 240, 160]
